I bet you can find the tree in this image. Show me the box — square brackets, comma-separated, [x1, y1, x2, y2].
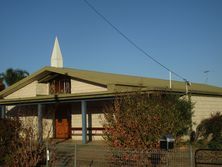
[103, 91, 193, 150]
[0, 68, 29, 86]
[196, 112, 222, 149]
[0, 79, 5, 91]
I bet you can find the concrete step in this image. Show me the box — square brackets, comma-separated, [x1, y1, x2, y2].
[54, 151, 75, 167]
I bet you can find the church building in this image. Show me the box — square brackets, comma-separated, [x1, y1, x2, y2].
[0, 38, 222, 144]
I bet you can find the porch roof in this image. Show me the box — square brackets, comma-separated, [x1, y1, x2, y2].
[0, 91, 115, 105]
[0, 87, 191, 105]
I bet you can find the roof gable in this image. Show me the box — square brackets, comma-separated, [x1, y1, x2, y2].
[0, 66, 108, 98]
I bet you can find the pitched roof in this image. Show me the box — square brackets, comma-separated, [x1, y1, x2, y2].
[0, 66, 222, 100]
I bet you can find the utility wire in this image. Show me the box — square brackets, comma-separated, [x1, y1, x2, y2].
[83, 0, 189, 82]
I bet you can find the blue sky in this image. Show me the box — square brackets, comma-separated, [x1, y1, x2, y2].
[0, 0, 222, 87]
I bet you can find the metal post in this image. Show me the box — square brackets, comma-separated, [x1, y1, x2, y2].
[1, 105, 5, 118]
[46, 141, 49, 167]
[190, 144, 193, 167]
[0, 105, 2, 118]
[81, 100, 87, 144]
[186, 83, 188, 94]
[88, 112, 92, 142]
[74, 143, 77, 167]
[38, 103, 43, 145]
[169, 71, 172, 89]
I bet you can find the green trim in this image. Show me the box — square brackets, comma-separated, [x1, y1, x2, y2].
[0, 88, 217, 106]
[0, 91, 115, 105]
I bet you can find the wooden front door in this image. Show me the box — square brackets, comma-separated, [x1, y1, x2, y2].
[55, 104, 71, 139]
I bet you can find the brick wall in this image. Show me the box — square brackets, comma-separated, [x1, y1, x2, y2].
[192, 95, 222, 130]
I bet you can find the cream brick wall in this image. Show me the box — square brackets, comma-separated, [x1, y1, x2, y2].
[71, 114, 82, 140]
[5, 104, 54, 139]
[71, 113, 104, 140]
[5, 81, 37, 99]
[71, 112, 104, 128]
[6, 105, 15, 111]
[72, 114, 82, 128]
[91, 113, 104, 127]
[71, 79, 107, 94]
[5, 82, 49, 98]
[192, 95, 222, 130]
[43, 118, 53, 138]
[91, 113, 104, 140]
[4, 79, 107, 99]
[36, 83, 49, 95]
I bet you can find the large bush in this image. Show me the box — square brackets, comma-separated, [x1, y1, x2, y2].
[196, 112, 222, 149]
[103, 92, 193, 150]
[0, 117, 47, 167]
[0, 117, 21, 164]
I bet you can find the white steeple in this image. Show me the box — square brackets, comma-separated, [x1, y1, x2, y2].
[50, 37, 63, 68]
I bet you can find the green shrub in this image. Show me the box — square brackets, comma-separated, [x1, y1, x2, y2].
[208, 137, 222, 149]
[196, 112, 222, 149]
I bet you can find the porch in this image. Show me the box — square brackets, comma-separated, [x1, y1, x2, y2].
[0, 97, 113, 144]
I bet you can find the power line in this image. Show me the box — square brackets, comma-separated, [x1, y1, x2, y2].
[82, 0, 189, 82]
